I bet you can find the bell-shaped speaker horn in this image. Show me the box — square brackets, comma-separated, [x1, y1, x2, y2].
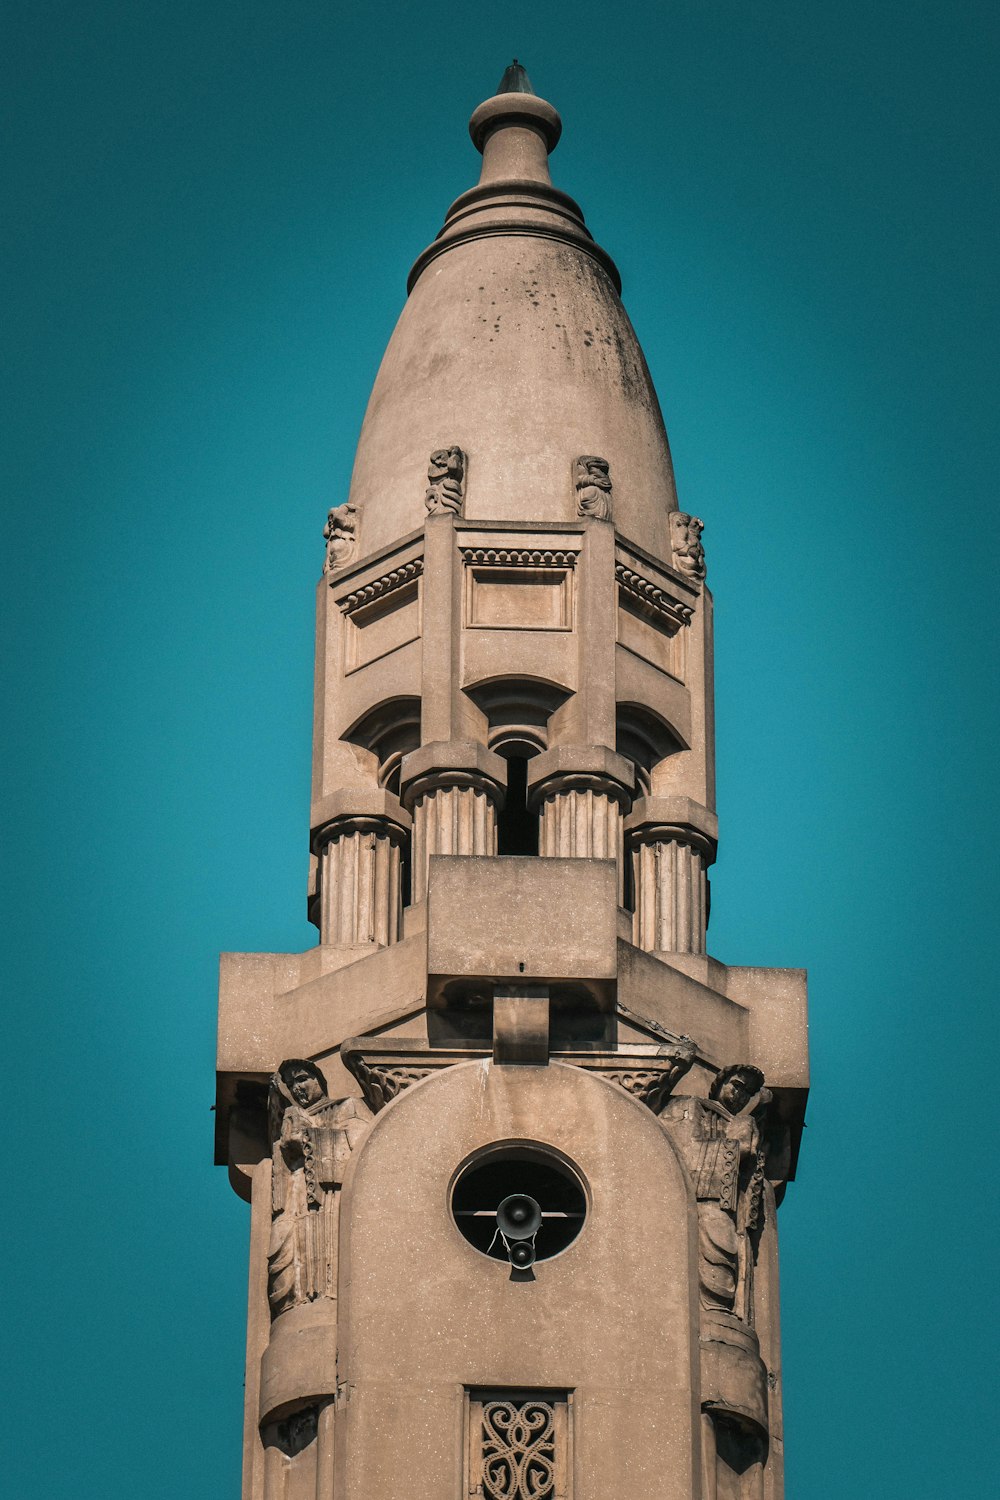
[497, 1192, 542, 1240]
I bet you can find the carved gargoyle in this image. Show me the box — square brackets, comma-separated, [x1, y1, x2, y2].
[267, 1059, 372, 1318]
[669, 511, 706, 581]
[425, 447, 465, 515]
[322, 501, 359, 573]
[574, 455, 613, 520]
[658, 1063, 770, 1325]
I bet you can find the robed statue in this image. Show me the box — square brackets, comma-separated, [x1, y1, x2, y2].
[267, 1059, 373, 1318]
[659, 1063, 770, 1325]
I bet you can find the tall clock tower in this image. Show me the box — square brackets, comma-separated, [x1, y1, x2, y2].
[215, 64, 809, 1500]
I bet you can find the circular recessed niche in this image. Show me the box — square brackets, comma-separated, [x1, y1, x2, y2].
[451, 1144, 587, 1263]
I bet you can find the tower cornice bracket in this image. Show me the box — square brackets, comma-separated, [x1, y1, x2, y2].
[492, 985, 550, 1065]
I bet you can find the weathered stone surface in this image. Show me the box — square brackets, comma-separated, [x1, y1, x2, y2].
[426, 854, 619, 1001]
[337, 1061, 702, 1500]
[215, 66, 809, 1500]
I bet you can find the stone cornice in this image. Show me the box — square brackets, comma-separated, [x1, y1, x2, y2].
[340, 1036, 697, 1117]
[460, 546, 578, 569]
[338, 557, 423, 615]
[615, 561, 693, 630]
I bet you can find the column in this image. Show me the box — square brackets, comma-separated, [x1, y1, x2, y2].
[400, 741, 507, 903]
[310, 789, 411, 948]
[625, 796, 718, 955]
[527, 746, 635, 904]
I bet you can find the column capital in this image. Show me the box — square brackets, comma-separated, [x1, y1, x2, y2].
[625, 795, 718, 862]
[310, 787, 411, 853]
[526, 745, 635, 810]
[400, 740, 507, 810]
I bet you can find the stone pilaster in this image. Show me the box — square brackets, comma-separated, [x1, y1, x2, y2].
[528, 746, 635, 904]
[310, 789, 411, 948]
[625, 796, 718, 955]
[400, 741, 506, 903]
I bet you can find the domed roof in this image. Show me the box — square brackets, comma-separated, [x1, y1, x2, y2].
[345, 68, 680, 562]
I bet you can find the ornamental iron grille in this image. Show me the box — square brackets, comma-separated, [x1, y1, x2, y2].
[467, 1391, 570, 1500]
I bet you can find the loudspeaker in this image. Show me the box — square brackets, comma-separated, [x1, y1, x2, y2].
[496, 1193, 542, 1240]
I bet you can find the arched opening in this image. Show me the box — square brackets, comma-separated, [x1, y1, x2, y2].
[466, 677, 570, 858]
[466, 675, 569, 755]
[343, 696, 422, 794]
[615, 703, 685, 797]
[495, 742, 539, 855]
[342, 696, 421, 903]
[617, 704, 686, 911]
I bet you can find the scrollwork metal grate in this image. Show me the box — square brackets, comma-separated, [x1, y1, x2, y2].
[468, 1392, 569, 1500]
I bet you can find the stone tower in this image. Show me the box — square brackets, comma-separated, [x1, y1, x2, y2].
[215, 64, 808, 1500]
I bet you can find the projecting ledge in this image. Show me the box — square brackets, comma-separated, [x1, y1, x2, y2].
[426, 854, 619, 1009]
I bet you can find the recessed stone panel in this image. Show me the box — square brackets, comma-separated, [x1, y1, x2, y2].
[617, 590, 685, 679]
[426, 855, 618, 1001]
[466, 565, 573, 631]
[344, 580, 420, 673]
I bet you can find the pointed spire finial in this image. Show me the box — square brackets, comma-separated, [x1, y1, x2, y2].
[408, 63, 620, 295]
[497, 59, 535, 96]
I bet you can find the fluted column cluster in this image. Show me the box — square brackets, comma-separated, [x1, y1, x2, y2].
[310, 790, 411, 949]
[401, 741, 507, 903]
[528, 748, 635, 905]
[625, 797, 718, 956]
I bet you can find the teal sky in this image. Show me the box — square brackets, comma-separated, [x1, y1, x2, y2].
[4, 3, 997, 1494]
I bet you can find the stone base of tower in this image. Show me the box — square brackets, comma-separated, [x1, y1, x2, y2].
[216, 855, 806, 1500]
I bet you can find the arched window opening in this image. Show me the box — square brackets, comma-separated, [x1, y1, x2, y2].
[496, 747, 538, 856]
[343, 697, 421, 789]
[341, 697, 420, 906]
[616, 703, 684, 797]
[466, 677, 569, 859]
[466, 676, 569, 757]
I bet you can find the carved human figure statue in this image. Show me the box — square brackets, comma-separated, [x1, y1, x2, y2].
[425, 446, 466, 514]
[574, 455, 613, 520]
[669, 510, 706, 581]
[322, 501, 359, 573]
[659, 1064, 770, 1324]
[267, 1059, 372, 1318]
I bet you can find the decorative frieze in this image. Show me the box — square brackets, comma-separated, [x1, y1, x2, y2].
[342, 1057, 435, 1113]
[338, 557, 423, 614]
[603, 1037, 695, 1111]
[340, 1037, 697, 1116]
[615, 562, 693, 630]
[460, 546, 578, 569]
